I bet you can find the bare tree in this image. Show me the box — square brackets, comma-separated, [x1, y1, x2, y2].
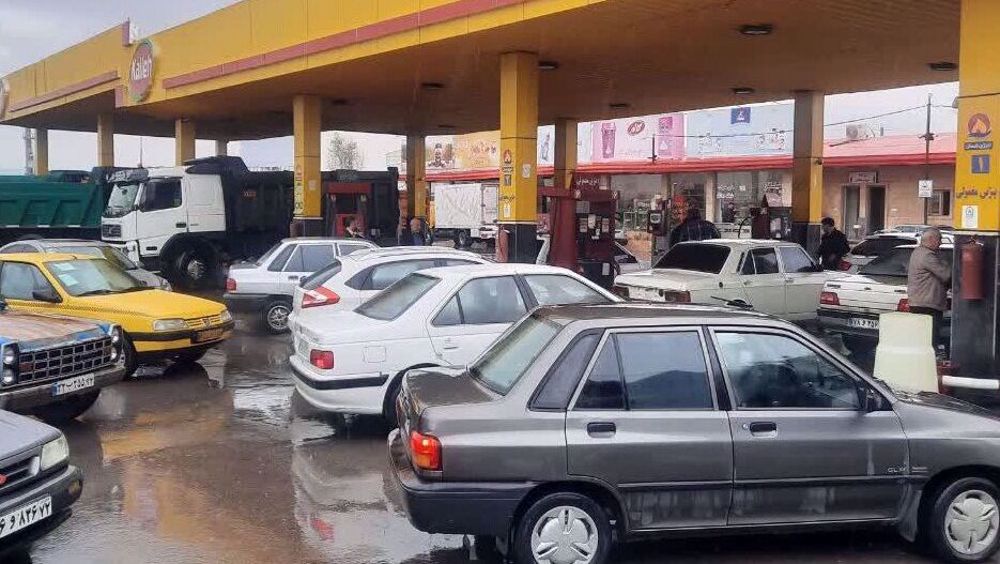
[326, 132, 365, 170]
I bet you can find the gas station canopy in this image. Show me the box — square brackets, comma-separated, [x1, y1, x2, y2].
[0, 0, 959, 140]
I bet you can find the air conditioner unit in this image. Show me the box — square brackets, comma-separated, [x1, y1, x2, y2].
[846, 124, 862, 140]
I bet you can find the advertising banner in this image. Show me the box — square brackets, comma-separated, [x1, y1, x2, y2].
[590, 113, 684, 162]
[454, 132, 500, 169]
[685, 103, 793, 157]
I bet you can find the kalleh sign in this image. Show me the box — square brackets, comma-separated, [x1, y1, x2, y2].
[129, 39, 155, 103]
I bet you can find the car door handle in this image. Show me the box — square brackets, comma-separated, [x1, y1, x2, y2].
[784, 276, 795, 283]
[288, 275, 300, 281]
[175, 222, 187, 228]
[587, 422, 616, 437]
[440, 339, 459, 350]
[746, 421, 777, 435]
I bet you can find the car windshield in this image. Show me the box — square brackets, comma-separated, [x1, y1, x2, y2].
[44, 259, 145, 296]
[860, 246, 954, 277]
[104, 183, 141, 218]
[654, 243, 730, 273]
[355, 273, 439, 320]
[58, 246, 138, 270]
[850, 237, 912, 257]
[469, 313, 563, 395]
[301, 259, 342, 290]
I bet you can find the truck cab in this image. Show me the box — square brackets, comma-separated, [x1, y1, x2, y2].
[101, 157, 293, 289]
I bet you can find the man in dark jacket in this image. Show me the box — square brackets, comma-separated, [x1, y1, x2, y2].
[669, 208, 721, 248]
[399, 217, 429, 246]
[817, 217, 850, 270]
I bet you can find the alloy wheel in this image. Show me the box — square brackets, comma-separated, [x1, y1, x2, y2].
[268, 304, 290, 331]
[945, 489, 999, 556]
[530, 505, 600, 564]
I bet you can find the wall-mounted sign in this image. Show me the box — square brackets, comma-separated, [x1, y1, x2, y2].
[731, 107, 752, 124]
[848, 171, 878, 184]
[129, 39, 155, 103]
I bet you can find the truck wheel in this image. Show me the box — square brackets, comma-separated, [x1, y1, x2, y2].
[260, 299, 292, 334]
[456, 230, 471, 248]
[925, 476, 1000, 563]
[513, 492, 612, 564]
[174, 247, 217, 290]
[33, 390, 101, 425]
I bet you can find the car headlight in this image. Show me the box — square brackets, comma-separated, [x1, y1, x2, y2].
[152, 319, 187, 332]
[219, 309, 232, 324]
[40, 435, 70, 471]
[1, 345, 15, 366]
[1, 344, 18, 386]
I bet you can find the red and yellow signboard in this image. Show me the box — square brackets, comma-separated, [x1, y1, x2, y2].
[129, 39, 155, 103]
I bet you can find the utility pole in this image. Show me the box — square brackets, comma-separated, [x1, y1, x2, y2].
[23, 128, 35, 175]
[921, 93, 934, 224]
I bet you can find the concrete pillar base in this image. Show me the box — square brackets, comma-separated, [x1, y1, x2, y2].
[501, 223, 539, 263]
[290, 218, 325, 237]
[791, 222, 822, 256]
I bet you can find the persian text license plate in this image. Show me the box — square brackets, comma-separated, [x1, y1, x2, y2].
[0, 496, 52, 539]
[194, 328, 225, 343]
[848, 317, 879, 330]
[52, 373, 95, 397]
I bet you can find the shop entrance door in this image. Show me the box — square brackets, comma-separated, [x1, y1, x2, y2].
[868, 185, 886, 233]
[843, 185, 861, 240]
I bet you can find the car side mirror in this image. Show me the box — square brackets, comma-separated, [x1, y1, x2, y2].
[32, 288, 61, 303]
[860, 386, 881, 413]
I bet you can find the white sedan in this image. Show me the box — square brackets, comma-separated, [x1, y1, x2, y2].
[290, 263, 619, 417]
[613, 239, 843, 320]
[287, 247, 489, 332]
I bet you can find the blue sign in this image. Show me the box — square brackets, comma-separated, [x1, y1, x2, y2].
[731, 107, 752, 125]
[972, 154, 991, 174]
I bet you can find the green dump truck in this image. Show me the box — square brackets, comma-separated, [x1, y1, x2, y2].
[0, 169, 115, 245]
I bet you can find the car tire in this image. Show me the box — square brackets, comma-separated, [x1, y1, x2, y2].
[123, 337, 139, 379]
[513, 492, 612, 564]
[174, 349, 207, 365]
[260, 299, 292, 334]
[173, 246, 217, 290]
[33, 390, 101, 425]
[926, 476, 1000, 563]
[382, 377, 402, 423]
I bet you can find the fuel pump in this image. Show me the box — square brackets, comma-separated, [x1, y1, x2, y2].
[542, 173, 618, 288]
[750, 193, 793, 240]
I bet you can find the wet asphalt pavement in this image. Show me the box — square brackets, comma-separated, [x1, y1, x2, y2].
[11, 323, 977, 564]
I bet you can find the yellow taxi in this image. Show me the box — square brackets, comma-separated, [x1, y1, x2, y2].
[0, 253, 233, 376]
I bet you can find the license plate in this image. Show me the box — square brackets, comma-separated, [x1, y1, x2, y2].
[848, 317, 879, 330]
[0, 496, 52, 539]
[194, 328, 224, 343]
[52, 373, 95, 397]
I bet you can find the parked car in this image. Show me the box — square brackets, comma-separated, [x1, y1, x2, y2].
[0, 238, 171, 290]
[0, 411, 82, 558]
[0, 300, 125, 423]
[290, 263, 618, 418]
[843, 232, 953, 271]
[613, 239, 842, 320]
[391, 302, 1000, 564]
[223, 237, 378, 333]
[288, 247, 489, 331]
[0, 253, 232, 377]
[819, 244, 953, 354]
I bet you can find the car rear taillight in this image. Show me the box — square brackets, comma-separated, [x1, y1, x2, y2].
[409, 430, 442, 471]
[309, 349, 334, 369]
[302, 287, 341, 309]
[662, 290, 691, 303]
[226, 278, 237, 291]
[820, 291, 840, 306]
[897, 298, 910, 312]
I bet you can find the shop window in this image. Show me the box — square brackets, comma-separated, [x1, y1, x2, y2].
[929, 190, 952, 216]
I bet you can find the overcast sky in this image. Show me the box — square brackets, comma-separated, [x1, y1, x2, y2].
[0, 0, 959, 174]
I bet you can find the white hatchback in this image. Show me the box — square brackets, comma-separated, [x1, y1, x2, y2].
[290, 263, 619, 417]
[287, 247, 489, 333]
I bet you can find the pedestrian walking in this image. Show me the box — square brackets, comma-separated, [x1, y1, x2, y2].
[668, 208, 720, 248]
[907, 226, 950, 354]
[817, 217, 851, 270]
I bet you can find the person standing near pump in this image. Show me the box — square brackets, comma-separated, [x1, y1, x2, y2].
[345, 218, 365, 239]
[817, 217, 850, 270]
[668, 208, 720, 248]
[400, 217, 429, 246]
[907, 226, 950, 354]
